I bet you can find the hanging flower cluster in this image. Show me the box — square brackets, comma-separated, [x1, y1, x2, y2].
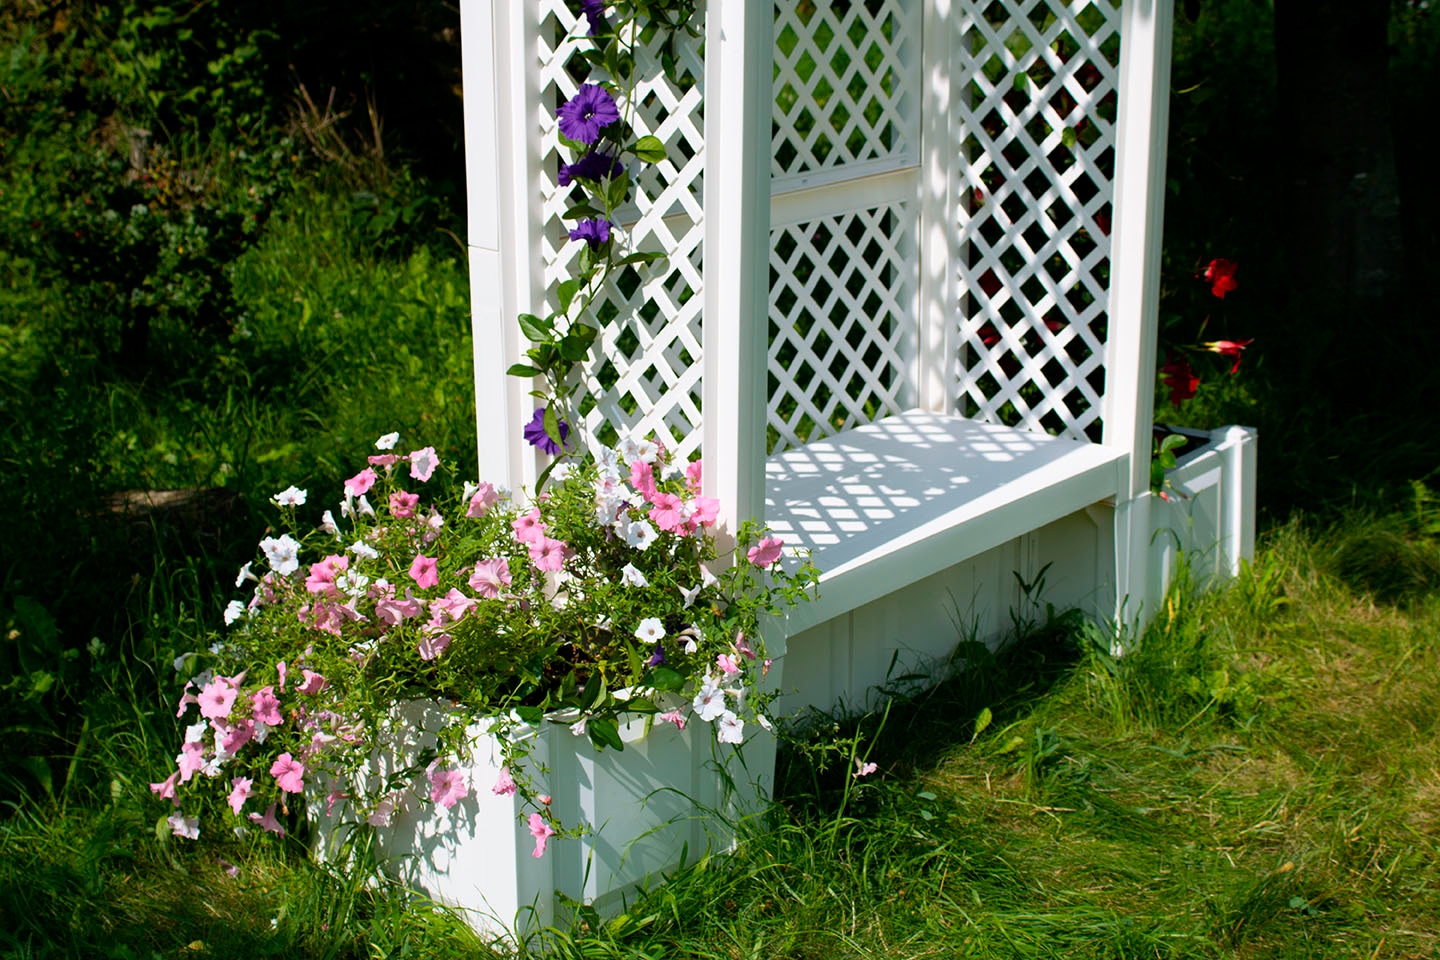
[153, 432, 817, 849]
[506, 1, 700, 464]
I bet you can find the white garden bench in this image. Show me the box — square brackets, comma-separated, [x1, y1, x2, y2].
[464, 0, 1187, 714]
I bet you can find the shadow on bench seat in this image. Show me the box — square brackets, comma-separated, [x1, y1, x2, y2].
[766, 409, 1129, 636]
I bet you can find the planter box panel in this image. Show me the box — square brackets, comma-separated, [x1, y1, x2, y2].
[315, 707, 777, 938]
[776, 507, 1113, 716]
[1148, 425, 1257, 612]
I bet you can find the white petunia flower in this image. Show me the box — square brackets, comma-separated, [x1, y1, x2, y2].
[320, 510, 340, 539]
[624, 519, 657, 551]
[550, 461, 574, 483]
[679, 582, 703, 609]
[621, 563, 649, 588]
[716, 710, 744, 744]
[356, 494, 375, 517]
[168, 813, 200, 840]
[184, 721, 209, 744]
[375, 432, 400, 450]
[223, 600, 246, 626]
[349, 540, 379, 561]
[618, 436, 642, 463]
[634, 617, 666, 642]
[273, 485, 307, 507]
[596, 446, 622, 478]
[259, 535, 302, 576]
[692, 674, 726, 722]
[235, 562, 256, 588]
[700, 565, 719, 589]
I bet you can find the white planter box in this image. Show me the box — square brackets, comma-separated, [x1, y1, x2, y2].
[313, 699, 777, 938]
[1147, 424, 1258, 612]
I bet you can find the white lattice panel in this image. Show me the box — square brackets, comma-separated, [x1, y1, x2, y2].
[767, 203, 917, 454]
[953, 0, 1120, 442]
[536, 2, 708, 458]
[772, 0, 920, 181]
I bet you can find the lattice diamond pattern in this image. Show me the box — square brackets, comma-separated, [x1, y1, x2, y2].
[767, 204, 916, 454]
[772, 0, 920, 178]
[536, 1, 708, 459]
[953, 0, 1119, 441]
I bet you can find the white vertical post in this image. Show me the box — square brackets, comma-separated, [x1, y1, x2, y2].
[1219, 425, 1257, 577]
[703, 0, 773, 529]
[1103, 0, 1173, 621]
[915, 0, 960, 414]
[461, 0, 543, 494]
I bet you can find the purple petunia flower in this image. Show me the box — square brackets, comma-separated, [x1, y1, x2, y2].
[579, 0, 609, 36]
[523, 407, 569, 456]
[558, 151, 623, 187]
[556, 83, 619, 145]
[569, 217, 612, 250]
[647, 643, 667, 667]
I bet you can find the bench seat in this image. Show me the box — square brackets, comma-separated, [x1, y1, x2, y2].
[765, 409, 1129, 634]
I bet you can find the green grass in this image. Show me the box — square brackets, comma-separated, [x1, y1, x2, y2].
[4, 518, 1440, 958]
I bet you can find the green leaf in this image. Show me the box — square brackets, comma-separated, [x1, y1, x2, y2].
[588, 716, 624, 752]
[506, 363, 541, 378]
[557, 279, 581, 313]
[559, 332, 591, 363]
[648, 666, 685, 692]
[605, 171, 631, 210]
[513, 706, 543, 724]
[915, 791, 938, 801]
[633, 135, 667, 163]
[562, 202, 599, 221]
[544, 406, 566, 450]
[972, 706, 993, 741]
[613, 251, 667, 266]
[577, 243, 594, 274]
[1060, 126, 1078, 149]
[578, 672, 606, 712]
[518, 313, 553, 342]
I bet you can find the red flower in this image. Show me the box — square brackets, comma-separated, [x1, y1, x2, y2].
[1203, 338, 1254, 375]
[1160, 354, 1200, 406]
[1202, 258, 1239, 299]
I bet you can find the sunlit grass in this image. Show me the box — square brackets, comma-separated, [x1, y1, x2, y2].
[4, 516, 1439, 958]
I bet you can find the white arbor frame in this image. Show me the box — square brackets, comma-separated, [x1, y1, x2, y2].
[461, 0, 1175, 671]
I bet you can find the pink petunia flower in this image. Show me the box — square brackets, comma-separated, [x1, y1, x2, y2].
[409, 446, 439, 482]
[296, 670, 328, 695]
[389, 490, 420, 519]
[468, 558, 512, 599]
[168, 813, 200, 840]
[368, 453, 403, 468]
[492, 766, 517, 796]
[409, 553, 439, 589]
[417, 633, 451, 661]
[326, 789, 348, 816]
[691, 497, 720, 528]
[511, 508, 547, 544]
[428, 765, 468, 809]
[251, 686, 282, 726]
[466, 482, 500, 518]
[529, 813, 557, 858]
[629, 460, 657, 501]
[528, 537, 569, 573]
[198, 678, 237, 721]
[305, 554, 349, 597]
[228, 776, 253, 814]
[344, 467, 377, 497]
[176, 742, 206, 783]
[657, 709, 688, 731]
[150, 771, 180, 804]
[686, 458, 703, 493]
[853, 759, 878, 779]
[220, 718, 255, 754]
[249, 802, 285, 836]
[276, 660, 287, 691]
[747, 536, 784, 567]
[716, 653, 741, 675]
[648, 492, 686, 534]
[270, 752, 305, 794]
